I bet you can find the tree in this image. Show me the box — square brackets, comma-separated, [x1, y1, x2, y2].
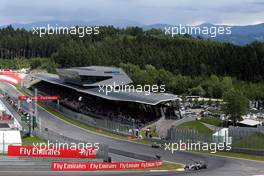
[189, 85, 206, 96]
[14, 58, 30, 69]
[221, 76, 233, 92]
[207, 98, 212, 106]
[40, 58, 58, 73]
[222, 89, 248, 126]
[145, 64, 158, 85]
[156, 69, 173, 86]
[203, 75, 223, 98]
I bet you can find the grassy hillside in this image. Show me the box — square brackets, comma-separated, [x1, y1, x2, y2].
[178, 120, 213, 134]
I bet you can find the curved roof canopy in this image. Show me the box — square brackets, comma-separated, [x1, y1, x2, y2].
[32, 66, 179, 105]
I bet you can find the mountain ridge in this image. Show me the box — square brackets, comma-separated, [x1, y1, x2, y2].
[1, 20, 263, 45]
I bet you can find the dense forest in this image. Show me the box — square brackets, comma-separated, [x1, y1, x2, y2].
[1, 26, 264, 81]
[0, 26, 264, 101]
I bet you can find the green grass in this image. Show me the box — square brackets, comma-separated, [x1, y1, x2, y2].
[22, 136, 46, 146]
[140, 126, 159, 138]
[233, 133, 264, 150]
[199, 116, 223, 127]
[104, 162, 184, 171]
[14, 84, 20, 89]
[148, 162, 183, 171]
[121, 162, 184, 171]
[151, 126, 159, 137]
[178, 120, 214, 134]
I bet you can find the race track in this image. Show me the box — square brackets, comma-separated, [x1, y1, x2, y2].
[0, 82, 263, 176]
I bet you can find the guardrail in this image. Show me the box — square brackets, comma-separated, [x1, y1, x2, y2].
[230, 147, 264, 156]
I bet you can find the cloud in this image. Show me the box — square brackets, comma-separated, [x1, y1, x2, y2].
[250, 0, 264, 5]
[0, 0, 263, 26]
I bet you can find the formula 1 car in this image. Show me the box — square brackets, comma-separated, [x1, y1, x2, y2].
[184, 160, 207, 171]
[151, 142, 162, 148]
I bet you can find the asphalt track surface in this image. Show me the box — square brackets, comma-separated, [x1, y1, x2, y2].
[0, 82, 263, 176]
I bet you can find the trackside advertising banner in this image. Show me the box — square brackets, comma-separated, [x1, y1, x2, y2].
[18, 96, 60, 101]
[52, 160, 163, 171]
[8, 146, 96, 158]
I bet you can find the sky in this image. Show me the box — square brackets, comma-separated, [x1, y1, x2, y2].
[0, 0, 264, 26]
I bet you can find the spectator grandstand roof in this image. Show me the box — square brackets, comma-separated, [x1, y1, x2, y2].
[32, 73, 179, 105]
[239, 119, 262, 127]
[56, 66, 132, 87]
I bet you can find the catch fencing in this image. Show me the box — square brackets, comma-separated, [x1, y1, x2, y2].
[166, 125, 264, 155]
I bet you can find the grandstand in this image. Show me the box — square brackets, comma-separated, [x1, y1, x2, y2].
[30, 66, 180, 128]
